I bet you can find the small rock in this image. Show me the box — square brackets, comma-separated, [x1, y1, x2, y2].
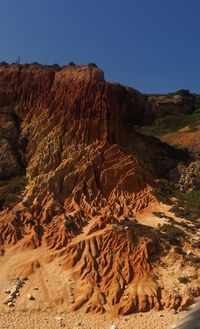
[186, 250, 193, 256]
[33, 287, 39, 290]
[3, 289, 11, 294]
[110, 325, 119, 329]
[172, 308, 177, 314]
[9, 308, 15, 312]
[7, 302, 14, 307]
[10, 291, 17, 298]
[17, 281, 22, 286]
[27, 293, 35, 301]
[55, 316, 62, 321]
[14, 282, 22, 289]
[4, 296, 14, 304]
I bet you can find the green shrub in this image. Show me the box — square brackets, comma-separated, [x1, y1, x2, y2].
[68, 62, 76, 66]
[88, 63, 98, 68]
[0, 61, 8, 66]
[185, 190, 200, 211]
[187, 254, 200, 263]
[155, 178, 200, 219]
[31, 62, 40, 65]
[139, 109, 200, 137]
[3, 194, 21, 208]
[154, 179, 174, 204]
[4, 176, 27, 193]
[161, 223, 185, 238]
[173, 190, 200, 212]
[52, 63, 60, 68]
[170, 205, 190, 219]
[175, 89, 190, 95]
[0, 176, 27, 209]
[178, 276, 190, 284]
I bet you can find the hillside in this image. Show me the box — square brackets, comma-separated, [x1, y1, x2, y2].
[138, 90, 200, 156]
[0, 63, 199, 319]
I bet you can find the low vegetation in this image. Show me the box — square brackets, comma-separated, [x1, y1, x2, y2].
[178, 276, 190, 284]
[139, 108, 200, 136]
[155, 179, 200, 223]
[68, 62, 76, 66]
[51, 63, 60, 68]
[88, 63, 98, 67]
[161, 223, 185, 238]
[186, 254, 200, 264]
[154, 178, 175, 205]
[172, 190, 200, 215]
[0, 61, 8, 66]
[0, 176, 27, 209]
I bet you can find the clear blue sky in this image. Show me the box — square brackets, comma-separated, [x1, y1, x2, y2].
[0, 0, 200, 93]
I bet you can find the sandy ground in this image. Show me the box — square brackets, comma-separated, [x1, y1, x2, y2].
[0, 308, 182, 329]
[0, 202, 198, 329]
[0, 248, 190, 329]
[0, 242, 184, 329]
[137, 203, 188, 228]
[0, 257, 183, 329]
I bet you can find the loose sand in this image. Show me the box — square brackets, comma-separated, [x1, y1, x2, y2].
[0, 203, 198, 329]
[0, 308, 182, 329]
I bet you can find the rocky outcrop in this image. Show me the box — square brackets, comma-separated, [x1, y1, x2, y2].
[177, 161, 200, 192]
[0, 63, 158, 313]
[62, 221, 161, 314]
[0, 63, 195, 314]
[146, 90, 196, 121]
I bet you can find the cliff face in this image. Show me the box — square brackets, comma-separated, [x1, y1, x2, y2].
[0, 64, 196, 314]
[0, 64, 158, 313]
[0, 64, 154, 219]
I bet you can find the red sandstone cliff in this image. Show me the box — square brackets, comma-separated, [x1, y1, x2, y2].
[0, 64, 196, 314]
[0, 64, 154, 236]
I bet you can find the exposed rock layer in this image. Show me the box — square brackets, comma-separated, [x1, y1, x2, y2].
[0, 64, 196, 314]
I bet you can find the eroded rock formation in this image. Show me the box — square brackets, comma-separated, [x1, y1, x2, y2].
[0, 64, 196, 314]
[0, 64, 154, 245]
